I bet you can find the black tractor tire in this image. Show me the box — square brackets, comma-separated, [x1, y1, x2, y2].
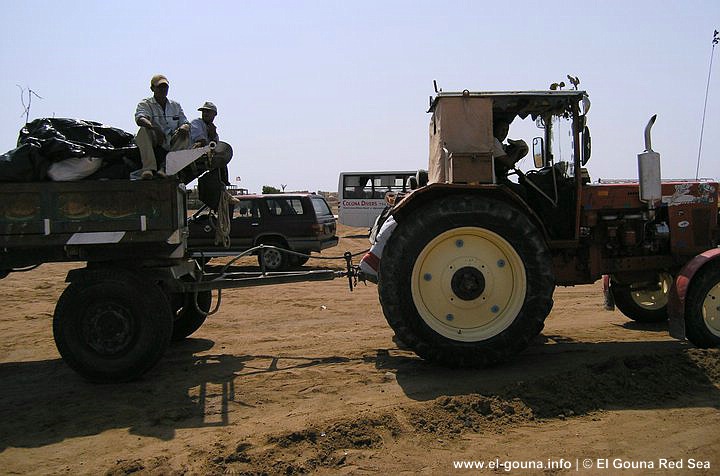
[53, 268, 173, 383]
[257, 239, 289, 271]
[610, 273, 671, 323]
[685, 264, 720, 348]
[378, 195, 554, 367]
[169, 291, 212, 341]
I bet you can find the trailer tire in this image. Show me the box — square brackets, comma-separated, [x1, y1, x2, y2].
[53, 269, 173, 383]
[170, 291, 212, 341]
[611, 273, 671, 323]
[685, 264, 720, 348]
[379, 195, 554, 367]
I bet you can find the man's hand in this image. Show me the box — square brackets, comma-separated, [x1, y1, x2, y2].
[143, 123, 163, 144]
[174, 124, 190, 137]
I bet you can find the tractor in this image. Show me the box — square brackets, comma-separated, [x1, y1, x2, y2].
[375, 89, 720, 366]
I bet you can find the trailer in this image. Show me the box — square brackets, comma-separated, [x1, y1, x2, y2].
[0, 178, 351, 382]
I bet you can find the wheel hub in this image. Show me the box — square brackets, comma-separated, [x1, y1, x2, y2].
[263, 248, 282, 268]
[83, 304, 134, 355]
[703, 281, 720, 337]
[630, 273, 671, 310]
[411, 227, 527, 342]
[451, 266, 486, 301]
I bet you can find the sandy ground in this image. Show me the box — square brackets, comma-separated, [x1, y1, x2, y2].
[1, 224, 719, 475]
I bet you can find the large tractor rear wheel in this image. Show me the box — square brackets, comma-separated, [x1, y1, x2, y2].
[685, 264, 720, 348]
[53, 269, 173, 383]
[378, 195, 555, 367]
[611, 273, 672, 323]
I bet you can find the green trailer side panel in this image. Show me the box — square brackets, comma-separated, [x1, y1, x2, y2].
[0, 180, 188, 268]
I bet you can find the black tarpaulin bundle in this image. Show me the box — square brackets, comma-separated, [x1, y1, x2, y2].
[0, 118, 140, 182]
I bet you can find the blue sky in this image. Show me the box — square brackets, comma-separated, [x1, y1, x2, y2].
[0, 0, 717, 193]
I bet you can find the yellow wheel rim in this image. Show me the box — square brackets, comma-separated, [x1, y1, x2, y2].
[631, 273, 672, 310]
[410, 227, 526, 342]
[702, 280, 720, 337]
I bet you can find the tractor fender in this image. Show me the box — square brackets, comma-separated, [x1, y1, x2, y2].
[391, 183, 551, 242]
[667, 248, 720, 339]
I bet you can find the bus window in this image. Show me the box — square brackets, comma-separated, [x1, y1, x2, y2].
[338, 171, 416, 227]
[343, 175, 372, 198]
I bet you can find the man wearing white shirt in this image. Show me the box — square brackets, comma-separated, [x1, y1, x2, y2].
[190, 101, 220, 147]
[134, 74, 190, 179]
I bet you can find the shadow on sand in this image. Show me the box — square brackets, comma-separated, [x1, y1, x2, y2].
[1, 334, 717, 451]
[0, 338, 351, 451]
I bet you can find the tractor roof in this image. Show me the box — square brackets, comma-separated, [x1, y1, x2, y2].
[428, 90, 589, 120]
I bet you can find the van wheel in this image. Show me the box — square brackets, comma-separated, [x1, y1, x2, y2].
[685, 264, 720, 348]
[291, 251, 311, 267]
[258, 239, 288, 271]
[53, 269, 173, 382]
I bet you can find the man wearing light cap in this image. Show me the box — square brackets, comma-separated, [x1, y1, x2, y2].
[190, 101, 219, 147]
[134, 74, 190, 179]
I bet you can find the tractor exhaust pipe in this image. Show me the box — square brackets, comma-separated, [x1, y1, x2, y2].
[638, 115, 661, 214]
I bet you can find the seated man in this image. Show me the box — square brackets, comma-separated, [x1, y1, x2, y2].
[134, 74, 190, 179]
[180, 101, 233, 185]
[492, 117, 528, 178]
[190, 101, 220, 147]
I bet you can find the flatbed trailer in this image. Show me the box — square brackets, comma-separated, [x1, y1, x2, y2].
[0, 178, 352, 382]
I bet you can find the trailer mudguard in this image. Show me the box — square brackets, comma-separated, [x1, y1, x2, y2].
[668, 248, 720, 339]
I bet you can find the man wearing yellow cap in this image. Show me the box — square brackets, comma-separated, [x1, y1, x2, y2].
[134, 74, 190, 179]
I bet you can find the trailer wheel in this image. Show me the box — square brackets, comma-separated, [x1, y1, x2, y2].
[169, 291, 212, 341]
[257, 239, 288, 271]
[53, 269, 173, 383]
[611, 273, 671, 323]
[379, 195, 554, 367]
[685, 264, 720, 348]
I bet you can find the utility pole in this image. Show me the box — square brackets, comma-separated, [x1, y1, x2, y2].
[696, 29, 719, 179]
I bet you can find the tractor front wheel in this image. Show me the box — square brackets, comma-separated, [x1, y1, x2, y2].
[611, 273, 672, 323]
[685, 264, 720, 348]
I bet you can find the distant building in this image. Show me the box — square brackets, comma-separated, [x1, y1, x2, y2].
[227, 185, 249, 196]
